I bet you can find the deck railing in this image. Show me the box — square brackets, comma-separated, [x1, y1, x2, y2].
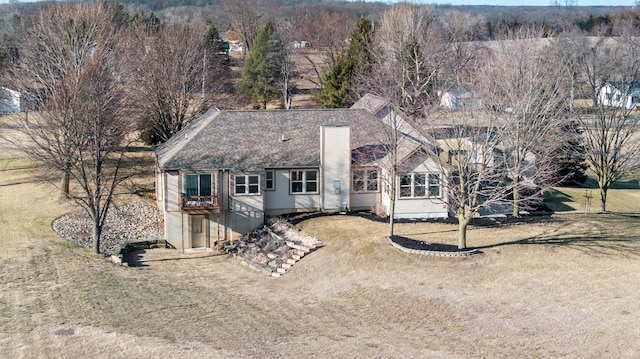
[180, 194, 220, 213]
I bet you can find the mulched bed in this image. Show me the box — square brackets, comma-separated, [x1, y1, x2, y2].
[389, 236, 463, 252]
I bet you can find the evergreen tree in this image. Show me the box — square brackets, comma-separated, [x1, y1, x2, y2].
[314, 17, 374, 108]
[204, 20, 226, 58]
[346, 17, 374, 78]
[554, 121, 589, 186]
[313, 52, 352, 108]
[242, 20, 284, 109]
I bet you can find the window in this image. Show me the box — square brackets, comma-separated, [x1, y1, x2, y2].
[290, 170, 318, 194]
[265, 170, 275, 190]
[352, 168, 379, 192]
[428, 174, 441, 197]
[185, 174, 212, 197]
[235, 175, 259, 195]
[399, 173, 441, 198]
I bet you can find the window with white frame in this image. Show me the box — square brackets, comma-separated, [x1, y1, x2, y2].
[265, 170, 275, 190]
[399, 173, 441, 198]
[290, 170, 318, 194]
[428, 174, 441, 197]
[235, 174, 260, 195]
[352, 168, 379, 192]
[185, 174, 212, 197]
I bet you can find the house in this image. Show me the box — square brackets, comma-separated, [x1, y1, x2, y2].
[0, 87, 24, 113]
[596, 82, 640, 109]
[154, 96, 448, 252]
[439, 87, 482, 111]
[291, 41, 311, 49]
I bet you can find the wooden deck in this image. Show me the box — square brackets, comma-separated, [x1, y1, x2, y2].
[180, 194, 221, 214]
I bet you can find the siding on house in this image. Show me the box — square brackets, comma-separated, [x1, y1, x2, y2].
[155, 100, 450, 251]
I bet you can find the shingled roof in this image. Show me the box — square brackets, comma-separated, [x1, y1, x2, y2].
[155, 107, 386, 172]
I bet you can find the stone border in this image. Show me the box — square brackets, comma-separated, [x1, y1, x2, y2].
[387, 236, 480, 258]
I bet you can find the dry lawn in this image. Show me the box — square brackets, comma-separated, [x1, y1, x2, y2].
[1, 139, 640, 358]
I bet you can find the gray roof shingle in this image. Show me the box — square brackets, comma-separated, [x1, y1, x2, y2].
[155, 107, 386, 172]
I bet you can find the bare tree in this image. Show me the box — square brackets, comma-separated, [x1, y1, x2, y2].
[579, 32, 640, 212]
[219, 0, 274, 56]
[295, 9, 357, 90]
[438, 9, 487, 87]
[6, 2, 134, 254]
[572, 35, 614, 106]
[132, 21, 207, 145]
[434, 117, 512, 249]
[359, 4, 444, 236]
[478, 27, 569, 217]
[580, 105, 640, 212]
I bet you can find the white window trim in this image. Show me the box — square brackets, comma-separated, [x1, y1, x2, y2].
[234, 174, 260, 196]
[290, 169, 318, 194]
[399, 172, 441, 199]
[184, 173, 213, 196]
[352, 167, 379, 193]
[265, 170, 275, 191]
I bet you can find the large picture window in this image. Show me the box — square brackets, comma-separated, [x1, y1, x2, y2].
[399, 173, 440, 198]
[185, 174, 212, 196]
[352, 168, 379, 192]
[235, 175, 260, 195]
[290, 170, 318, 194]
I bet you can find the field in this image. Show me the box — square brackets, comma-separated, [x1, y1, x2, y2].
[1, 127, 640, 358]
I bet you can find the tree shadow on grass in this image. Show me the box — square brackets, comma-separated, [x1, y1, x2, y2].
[545, 188, 581, 212]
[125, 249, 225, 267]
[473, 228, 640, 257]
[387, 213, 640, 257]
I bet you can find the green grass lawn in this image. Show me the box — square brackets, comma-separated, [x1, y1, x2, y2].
[546, 174, 640, 214]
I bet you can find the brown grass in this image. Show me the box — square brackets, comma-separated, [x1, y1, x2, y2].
[1, 131, 640, 358]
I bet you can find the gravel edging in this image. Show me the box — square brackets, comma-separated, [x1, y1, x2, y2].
[387, 236, 480, 257]
[52, 200, 164, 256]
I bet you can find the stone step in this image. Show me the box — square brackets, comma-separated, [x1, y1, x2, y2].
[271, 272, 281, 278]
[281, 263, 292, 269]
[291, 254, 301, 261]
[285, 258, 296, 265]
[291, 244, 310, 252]
[277, 267, 287, 273]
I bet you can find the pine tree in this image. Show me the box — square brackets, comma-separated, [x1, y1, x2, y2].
[314, 17, 374, 108]
[242, 20, 284, 109]
[554, 121, 589, 186]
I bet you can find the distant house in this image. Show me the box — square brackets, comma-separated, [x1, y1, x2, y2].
[291, 41, 311, 49]
[596, 82, 640, 109]
[439, 87, 482, 111]
[0, 87, 23, 113]
[154, 95, 448, 252]
[228, 40, 243, 52]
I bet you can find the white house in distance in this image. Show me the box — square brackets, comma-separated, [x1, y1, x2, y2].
[154, 94, 448, 252]
[0, 87, 23, 113]
[596, 82, 640, 109]
[439, 87, 482, 111]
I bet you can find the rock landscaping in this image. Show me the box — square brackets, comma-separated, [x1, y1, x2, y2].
[52, 200, 164, 256]
[53, 200, 321, 275]
[224, 219, 324, 277]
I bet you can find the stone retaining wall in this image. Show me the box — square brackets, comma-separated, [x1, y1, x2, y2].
[387, 236, 480, 258]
